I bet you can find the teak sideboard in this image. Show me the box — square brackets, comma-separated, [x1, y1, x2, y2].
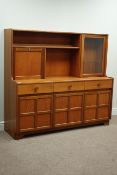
[4, 29, 113, 139]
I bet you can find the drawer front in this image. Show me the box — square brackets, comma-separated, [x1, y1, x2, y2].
[54, 82, 84, 92]
[17, 83, 53, 95]
[85, 79, 113, 90]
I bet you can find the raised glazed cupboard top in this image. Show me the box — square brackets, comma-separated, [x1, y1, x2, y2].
[4, 29, 108, 79]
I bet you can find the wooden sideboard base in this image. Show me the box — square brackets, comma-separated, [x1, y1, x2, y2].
[10, 120, 110, 140]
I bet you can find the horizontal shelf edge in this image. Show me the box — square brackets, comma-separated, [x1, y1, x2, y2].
[13, 44, 80, 49]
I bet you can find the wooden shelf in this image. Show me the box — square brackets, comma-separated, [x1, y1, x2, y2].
[13, 44, 80, 49]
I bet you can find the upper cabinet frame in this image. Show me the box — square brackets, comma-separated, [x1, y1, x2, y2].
[5, 29, 108, 80]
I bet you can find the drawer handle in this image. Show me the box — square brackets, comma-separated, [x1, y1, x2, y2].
[97, 83, 100, 87]
[68, 85, 72, 90]
[34, 87, 39, 93]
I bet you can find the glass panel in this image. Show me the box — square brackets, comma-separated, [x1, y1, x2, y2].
[83, 38, 104, 74]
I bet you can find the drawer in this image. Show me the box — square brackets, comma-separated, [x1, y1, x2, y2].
[85, 79, 113, 90]
[54, 81, 84, 92]
[17, 83, 53, 95]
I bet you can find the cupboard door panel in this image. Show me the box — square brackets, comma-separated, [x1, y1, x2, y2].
[55, 95, 69, 110]
[19, 98, 35, 114]
[84, 108, 97, 122]
[98, 92, 110, 105]
[69, 110, 82, 123]
[36, 95, 52, 129]
[37, 96, 52, 112]
[36, 114, 51, 128]
[85, 93, 97, 107]
[69, 94, 83, 108]
[97, 107, 109, 119]
[20, 115, 35, 131]
[54, 112, 68, 127]
[97, 91, 111, 119]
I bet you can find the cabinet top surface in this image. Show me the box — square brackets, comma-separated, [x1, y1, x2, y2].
[5, 28, 108, 36]
[15, 77, 113, 84]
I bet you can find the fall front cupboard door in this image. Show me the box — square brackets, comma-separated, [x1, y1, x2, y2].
[19, 95, 53, 132]
[84, 90, 111, 123]
[54, 93, 83, 127]
[13, 47, 44, 79]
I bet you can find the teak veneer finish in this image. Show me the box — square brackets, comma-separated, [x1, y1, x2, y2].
[4, 29, 113, 139]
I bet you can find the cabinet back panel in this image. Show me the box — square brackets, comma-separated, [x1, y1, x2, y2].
[13, 31, 80, 46]
[46, 49, 72, 77]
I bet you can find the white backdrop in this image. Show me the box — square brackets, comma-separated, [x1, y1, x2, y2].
[0, 0, 117, 122]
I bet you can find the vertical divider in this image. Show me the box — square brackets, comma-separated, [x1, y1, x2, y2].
[41, 48, 46, 79]
[80, 34, 85, 77]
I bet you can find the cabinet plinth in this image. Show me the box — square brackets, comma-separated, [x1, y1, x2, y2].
[4, 29, 113, 139]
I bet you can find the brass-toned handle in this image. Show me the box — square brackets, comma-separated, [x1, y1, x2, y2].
[97, 83, 100, 87]
[34, 87, 39, 93]
[68, 85, 72, 90]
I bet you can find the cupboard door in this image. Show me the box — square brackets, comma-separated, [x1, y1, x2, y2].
[54, 93, 83, 127]
[20, 115, 35, 131]
[84, 92, 97, 123]
[81, 35, 107, 76]
[97, 91, 111, 120]
[84, 90, 112, 123]
[69, 93, 83, 124]
[36, 95, 52, 129]
[19, 96, 35, 131]
[14, 47, 43, 79]
[54, 94, 69, 127]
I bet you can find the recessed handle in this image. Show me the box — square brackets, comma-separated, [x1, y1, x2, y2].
[97, 83, 100, 87]
[68, 85, 72, 90]
[34, 87, 39, 93]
